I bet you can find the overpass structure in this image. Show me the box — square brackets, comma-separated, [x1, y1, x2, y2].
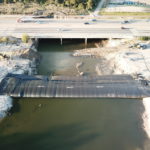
[0, 74, 150, 98]
[0, 27, 133, 39]
[0, 18, 150, 39]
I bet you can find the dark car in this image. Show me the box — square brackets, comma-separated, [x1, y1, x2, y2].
[84, 22, 90, 25]
[121, 20, 129, 24]
[92, 19, 97, 22]
[33, 15, 53, 19]
[121, 26, 126, 29]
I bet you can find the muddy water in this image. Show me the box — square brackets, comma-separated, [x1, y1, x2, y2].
[0, 39, 150, 150]
[0, 98, 149, 150]
[37, 39, 105, 76]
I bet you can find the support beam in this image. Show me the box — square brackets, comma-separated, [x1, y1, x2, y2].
[85, 38, 87, 47]
[34, 38, 39, 49]
[60, 38, 63, 45]
[109, 37, 112, 41]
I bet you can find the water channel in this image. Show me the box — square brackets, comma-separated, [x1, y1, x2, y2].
[0, 39, 150, 150]
[37, 39, 103, 76]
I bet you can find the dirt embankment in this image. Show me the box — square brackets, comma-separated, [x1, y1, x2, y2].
[0, 37, 40, 82]
[73, 39, 150, 79]
[0, 37, 41, 119]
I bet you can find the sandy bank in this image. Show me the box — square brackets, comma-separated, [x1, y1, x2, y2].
[142, 97, 150, 139]
[0, 37, 39, 82]
[73, 39, 150, 80]
[114, 41, 150, 80]
[0, 96, 12, 119]
[0, 37, 39, 118]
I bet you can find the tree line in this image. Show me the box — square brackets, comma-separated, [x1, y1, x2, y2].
[51, 0, 100, 10]
[1, 0, 100, 10]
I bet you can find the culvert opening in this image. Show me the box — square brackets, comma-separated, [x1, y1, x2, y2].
[37, 38, 112, 76]
[37, 38, 108, 51]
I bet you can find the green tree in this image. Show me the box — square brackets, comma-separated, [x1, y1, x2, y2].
[78, 3, 84, 9]
[70, 0, 76, 5]
[65, 0, 70, 6]
[87, 0, 93, 10]
[3, 0, 8, 4]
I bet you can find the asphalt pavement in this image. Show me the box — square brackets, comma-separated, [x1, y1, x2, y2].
[0, 16, 150, 38]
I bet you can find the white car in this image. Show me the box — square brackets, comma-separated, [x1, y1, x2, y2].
[17, 17, 33, 23]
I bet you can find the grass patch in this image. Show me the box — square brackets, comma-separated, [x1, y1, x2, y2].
[100, 11, 150, 16]
[0, 37, 8, 43]
[138, 36, 150, 41]
[22, 33, 29, 43]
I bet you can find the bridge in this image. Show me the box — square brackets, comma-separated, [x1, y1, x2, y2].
[0, 17, 150, 40]
[16, 27, 133, 39]
[0, 74, 150, 98]
[0, 27, 133, 39]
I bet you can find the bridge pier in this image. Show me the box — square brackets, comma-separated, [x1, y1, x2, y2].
[109, 37, 112, 41]
[85, 38, 87, 47]
[60, 38, 63, 45]
[34, 38, 39, 49]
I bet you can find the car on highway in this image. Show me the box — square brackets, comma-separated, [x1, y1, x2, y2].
[146, 19, 150, 22]
[121, 26, 126, 29]
[92, 19, 97, 22]
[17, 17, 34, 23]
[57, 28, 62, 32]
[33, 15, 53, 19]
[84, 22, 90, 25]
[121, 20, 129, 24]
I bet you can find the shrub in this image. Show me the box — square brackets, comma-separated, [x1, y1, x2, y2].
[0, 37, 8, 43]
[78, 3, 85, 10]
[22, 33, 29, 43]
[2, 37, 8, 42]
[138, 36, 150, 41]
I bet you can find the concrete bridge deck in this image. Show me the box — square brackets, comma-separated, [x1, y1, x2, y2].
[13, 27, 133, 39]
[0, 27, 133, 39]
[0, 74, 150, 98]
[0, 18, 150, 39]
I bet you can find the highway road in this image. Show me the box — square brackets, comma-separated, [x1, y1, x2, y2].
[0, 16, 150, 38]
[14, 27, 131, 34]
[11, 27, 132, 38]
[0, 16, 148, 24]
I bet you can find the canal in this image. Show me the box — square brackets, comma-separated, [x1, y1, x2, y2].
[0, 39, 150, 150]
[37, 39, 104, 76]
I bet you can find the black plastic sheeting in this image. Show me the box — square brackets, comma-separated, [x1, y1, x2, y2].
[0, 74, 150, 98]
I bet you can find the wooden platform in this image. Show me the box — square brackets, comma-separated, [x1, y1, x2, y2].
[0, 74, 150, 98]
